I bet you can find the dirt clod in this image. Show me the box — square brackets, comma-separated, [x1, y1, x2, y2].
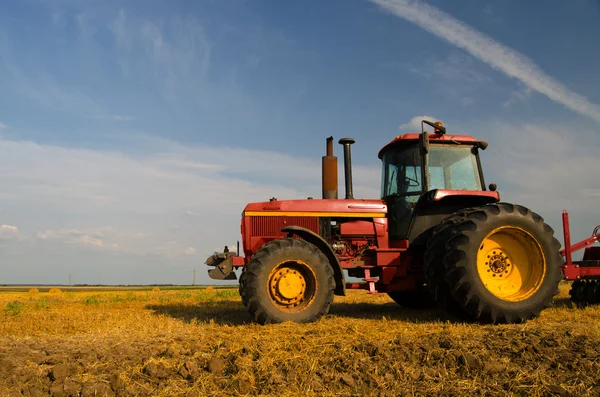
[235, 379, 252, 393]
[459, 352, 484, 371]
[207, 358, 226, 374]
[81, 382, 113, 397]
[143, 361, 169, 379]
[49, 364, 70, 382]
[184, 360, 199, 379]
[109, 374, 126, 392]
[547, 384, 569, 396]
[340, 375, 355, 386]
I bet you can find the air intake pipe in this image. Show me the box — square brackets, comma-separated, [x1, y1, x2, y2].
[322, 137, 338, 199]
[338, 138, 355, 199]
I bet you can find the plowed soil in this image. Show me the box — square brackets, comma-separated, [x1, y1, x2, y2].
[1, 284, 599, 396]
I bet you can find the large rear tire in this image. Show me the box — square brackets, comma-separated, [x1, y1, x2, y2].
[442, 203, 562, 324]
[239, 238, 335, 324]
[238, 267, 249, 307]
[424, 214, 473, 321]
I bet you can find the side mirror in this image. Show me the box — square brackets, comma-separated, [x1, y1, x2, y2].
[478, 141, 489, 150]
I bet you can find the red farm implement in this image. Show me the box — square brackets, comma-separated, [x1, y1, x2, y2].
[561, 211, 600, 304]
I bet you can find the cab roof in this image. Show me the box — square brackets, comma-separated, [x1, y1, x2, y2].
[378, 132, 479, 159]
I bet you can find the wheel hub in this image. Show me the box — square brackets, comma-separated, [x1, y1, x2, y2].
[487, 252, 511, 277]
[269, 268, 306, 306]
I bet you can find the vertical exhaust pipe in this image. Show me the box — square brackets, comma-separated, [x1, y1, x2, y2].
[338, 138, 355, 199]
[322, 137, 338, 199]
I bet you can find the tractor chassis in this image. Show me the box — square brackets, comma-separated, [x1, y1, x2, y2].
[207, 209, 600, 302]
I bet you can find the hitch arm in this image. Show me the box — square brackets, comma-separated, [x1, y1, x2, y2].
[560, 210, 599, 261]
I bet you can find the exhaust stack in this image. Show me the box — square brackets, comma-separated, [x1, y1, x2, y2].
[322, 137, 338, 199]
[338, 138, 355, 199]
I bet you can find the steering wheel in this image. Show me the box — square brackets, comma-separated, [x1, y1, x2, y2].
[404, 177, 420, 187]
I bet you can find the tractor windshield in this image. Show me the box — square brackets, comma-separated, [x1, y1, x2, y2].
[427, 145, 482, 191]
[380, 143, 482, 198]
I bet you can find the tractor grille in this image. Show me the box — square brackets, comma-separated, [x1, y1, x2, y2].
[250, 216, 319, 237]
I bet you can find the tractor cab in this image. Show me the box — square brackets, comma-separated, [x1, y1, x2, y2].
[378, 121, 494, 243]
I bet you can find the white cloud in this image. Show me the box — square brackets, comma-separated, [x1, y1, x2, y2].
[0, 224, 19, 240]
[37, 228, 118, 249]
[399, 115, 440, 130]
[369, 0, 600, 124]
[0, 122, 7, 130]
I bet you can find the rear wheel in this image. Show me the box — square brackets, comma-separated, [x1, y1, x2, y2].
[442, 203, 562, 324]
[424, 215, 473, 321]
[238, 267, 249, 307]
[239, 238, 335, 324]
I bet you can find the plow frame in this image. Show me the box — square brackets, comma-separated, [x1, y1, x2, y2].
[560, 210, 600, 280]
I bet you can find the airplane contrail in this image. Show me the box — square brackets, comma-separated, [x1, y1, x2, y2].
[369, 0, 600, 124]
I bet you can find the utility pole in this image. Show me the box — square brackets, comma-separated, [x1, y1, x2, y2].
[69, 273, 71, 286]
[193, 268, 196, 286]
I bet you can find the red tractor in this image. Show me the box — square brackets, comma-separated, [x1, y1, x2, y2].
[206, 120, 600, 324]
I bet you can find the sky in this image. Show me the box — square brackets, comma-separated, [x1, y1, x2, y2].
[1, 0, 599, 285]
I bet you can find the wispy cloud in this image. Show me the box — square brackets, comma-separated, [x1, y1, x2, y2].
[369, 0, 600, 124]
[399, 115, 440, 130]
[2, 60, 102, 114]
[108, 9, 212, 101]
[503, 86, 533, 109]
[0, 121, 6, 130]
[109, 9, 131, 52]
[92, 114, 135, 121]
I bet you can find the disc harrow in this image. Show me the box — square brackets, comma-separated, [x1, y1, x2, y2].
[562, 212, 600, 305]
[569, 280, 600, 305]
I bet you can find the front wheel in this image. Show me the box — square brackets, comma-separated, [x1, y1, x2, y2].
[239, 238, 335, 324]
[443, 203, 563, 324]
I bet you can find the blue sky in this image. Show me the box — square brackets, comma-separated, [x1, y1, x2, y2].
[1, 0, 599, 285]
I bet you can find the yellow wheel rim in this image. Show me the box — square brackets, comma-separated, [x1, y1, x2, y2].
[268, 260, 317, 313]
[477, 226, 546, 302]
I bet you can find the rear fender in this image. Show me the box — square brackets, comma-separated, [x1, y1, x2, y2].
[282, 226, 346, 296]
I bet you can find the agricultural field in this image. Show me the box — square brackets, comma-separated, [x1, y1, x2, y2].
[1, 283, 600, 396]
